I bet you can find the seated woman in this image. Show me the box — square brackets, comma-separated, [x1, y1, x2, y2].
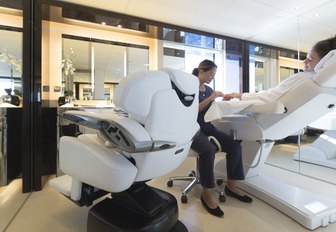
[224, 35, 336, 102]
[191, 59, 252, 218]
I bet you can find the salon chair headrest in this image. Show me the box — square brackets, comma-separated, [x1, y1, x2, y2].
[112, 69, 199, 124]
[314, 49, 336, 87]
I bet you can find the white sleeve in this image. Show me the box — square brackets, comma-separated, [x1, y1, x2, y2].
[241, 72, 314, 102]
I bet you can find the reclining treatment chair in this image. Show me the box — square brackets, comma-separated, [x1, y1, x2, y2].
[206, 50, 336, 230]
[49, 68, 199, 232]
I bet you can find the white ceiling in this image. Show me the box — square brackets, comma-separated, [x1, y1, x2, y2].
[61, 0, 336, 53]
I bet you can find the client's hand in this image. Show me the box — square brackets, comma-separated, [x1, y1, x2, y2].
[223, 93, 242, 100]
[209, 91, 225, 101]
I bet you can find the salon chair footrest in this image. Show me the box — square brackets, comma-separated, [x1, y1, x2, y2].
[87, 187, 188, 232]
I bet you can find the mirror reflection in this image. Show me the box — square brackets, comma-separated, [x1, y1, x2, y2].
[59, 23, 336, 186]
[0, 25, 26, 232]
[247, 43, 303, 176]
[0, 1, 335, 231]
[0, 28, 22, 99]
[61, 36, 149, 101]
[250, 18, 336, 185]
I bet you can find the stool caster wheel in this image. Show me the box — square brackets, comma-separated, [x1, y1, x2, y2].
[167, 180, 173, 187]
[181, 195, 188, 204]
[216, 179, 223, 185]
[219, 194, 226, 202]
[189, 170, 196, 177]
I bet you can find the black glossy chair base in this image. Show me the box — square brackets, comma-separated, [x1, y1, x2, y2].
[87, 187, 188, 232]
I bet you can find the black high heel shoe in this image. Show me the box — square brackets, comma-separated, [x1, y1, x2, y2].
[200, 195, 224, 217]
[225, 186, 253, 203]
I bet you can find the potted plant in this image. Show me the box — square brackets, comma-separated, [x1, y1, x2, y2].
[61, 53, 76, 95]
[0, 49, 22, 77]
[59, 53, 76, 106]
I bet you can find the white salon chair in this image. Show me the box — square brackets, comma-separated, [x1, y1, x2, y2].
[206, 50, 336, 230]
[49, 68, 199, 232]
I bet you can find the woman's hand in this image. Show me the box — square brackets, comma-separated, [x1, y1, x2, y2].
[209, 91, 225, 101]
[223, 92, 242, 100]
[198, 91, 224, 112]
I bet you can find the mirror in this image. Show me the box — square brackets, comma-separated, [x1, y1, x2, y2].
[42, 0, 336, 191]
[295, 14, 336, 185]
[248, 41, 305, 176]
[62, 36, 149, 101]
[249, 15, 336, 185]
[0, 28, 22, 98]
[0, 25, 28, 232]
[59, 17, 336, 186]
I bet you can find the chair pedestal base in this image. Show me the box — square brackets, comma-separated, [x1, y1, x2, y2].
[87, 187, 188, 232]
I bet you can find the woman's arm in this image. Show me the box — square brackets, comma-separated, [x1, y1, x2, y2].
[199, 91, 225, 112]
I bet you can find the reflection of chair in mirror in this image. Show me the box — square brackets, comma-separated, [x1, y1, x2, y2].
[49, 68, 199, 232]
[293, 109, 336, 169]
[206, 50, 336, 230]
[167, 136, 225, 203]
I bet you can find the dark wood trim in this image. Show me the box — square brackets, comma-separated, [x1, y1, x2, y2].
[62, 34, 150, 50]
[0, 25, 22, 32]
[22, 0, 46, 192]
[32, 0, 43, 191]
[22, 0, 33, 193]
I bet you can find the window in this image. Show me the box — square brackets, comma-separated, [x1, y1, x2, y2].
[248, 43, 305, 92]
[162, 28, 243, 94]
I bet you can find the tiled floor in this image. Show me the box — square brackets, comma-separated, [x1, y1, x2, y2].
[2, 154, 336, 232]
[0, 179, 30, 232]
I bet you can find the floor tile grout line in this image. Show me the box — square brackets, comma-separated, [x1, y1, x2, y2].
[3, 192, 32, 232]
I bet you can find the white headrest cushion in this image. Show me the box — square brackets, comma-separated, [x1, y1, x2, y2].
[113, 71, 171, 124]
[314, 51, 336, 87]
[161, 68, 199, 94]
[314, 49, 336, 72]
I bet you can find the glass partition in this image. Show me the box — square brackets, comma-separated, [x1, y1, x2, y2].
[294, 15, 336, 185]
[247, 24, 336, 185]
[247, 42, 302, 175]
[248, 45, 278, 92]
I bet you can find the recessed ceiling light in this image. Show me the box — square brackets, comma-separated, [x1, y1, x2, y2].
[314, 13, 320, 17]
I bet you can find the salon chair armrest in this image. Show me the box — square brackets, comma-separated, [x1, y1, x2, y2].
[61, 110, 176, 153]
[243, 101, 286, 114]
[205, 100, 286, 122]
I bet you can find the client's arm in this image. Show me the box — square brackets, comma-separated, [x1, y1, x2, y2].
[199, 91, 225, 112]
[223, 92, 242, 100]
[61, 110, 176, 153]
[224, 72, 313, 102]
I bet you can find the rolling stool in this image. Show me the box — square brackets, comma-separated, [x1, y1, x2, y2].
[167, 136, 225, 203]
